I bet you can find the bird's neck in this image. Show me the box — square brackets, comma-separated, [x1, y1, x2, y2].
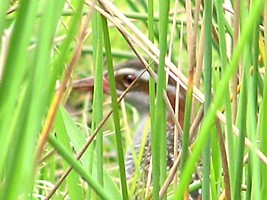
[133, 112, 150, 147]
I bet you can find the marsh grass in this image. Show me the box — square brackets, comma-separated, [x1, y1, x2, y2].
[0, 0, 267, 199]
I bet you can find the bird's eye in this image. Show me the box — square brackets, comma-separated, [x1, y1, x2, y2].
[122, 74, 136, 87]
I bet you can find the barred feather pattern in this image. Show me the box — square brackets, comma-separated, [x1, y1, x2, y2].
[125, 123, 201, 200]
[125, 124, 181, 179]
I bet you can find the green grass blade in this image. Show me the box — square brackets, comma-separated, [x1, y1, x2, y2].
[202, 0, 212, 199]
[0, 0, 39, 173]
[233, 52, 248, 200]
[48, 133, 112, 200]
[174, 0, 265, 198]
[248, 15, 261, 200]
[259, 7, 267, 199]
[102, 16, 129, 199]
[55, 109, 84, 200]
[215, 0, 235, 195]
[54, 105, 122, 199]
[92, 6, 104, 186]
[152, 1, 169, 199]
[0, 0, 9, 46]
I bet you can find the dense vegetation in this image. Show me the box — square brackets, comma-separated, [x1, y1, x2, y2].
[0, 0, 266, 199]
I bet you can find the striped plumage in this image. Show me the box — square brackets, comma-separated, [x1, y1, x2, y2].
[125, 123, 182, 180]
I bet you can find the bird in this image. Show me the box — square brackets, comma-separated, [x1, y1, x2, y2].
[71, 58, 201, 199]
[105, 59, 186, 176]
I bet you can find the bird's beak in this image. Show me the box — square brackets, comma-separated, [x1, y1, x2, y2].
[71, 74, 110, 93]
